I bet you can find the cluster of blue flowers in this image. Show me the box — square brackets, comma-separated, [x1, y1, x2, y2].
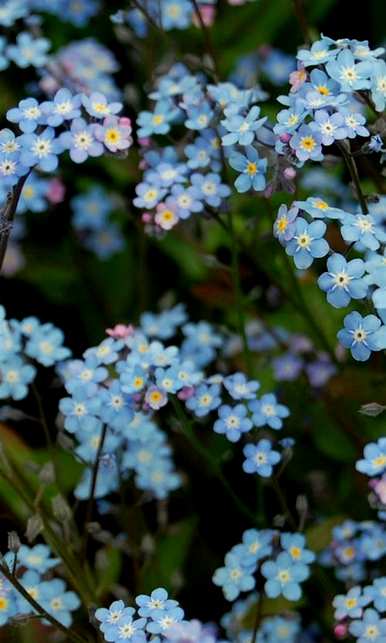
[0, 88, 132, 199]
[70, 186, 125, 260]
[0, 544, 80, 627]
[333, 578, 386, 641]
[0, 306, 70, 400]
[213, 528, 314, 603]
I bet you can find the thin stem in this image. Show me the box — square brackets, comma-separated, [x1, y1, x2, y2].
[0, 562, 88, 643]
[31, 382, 60, 486]
[0, 172, 31, 272]
[338, 142, 368, 214]
[250, 595, 263, 643]
[270, 476, 297, 530]
[83, 424, 108, 555]
[292, 0, 311, 44]
[171, 398, 257, 523]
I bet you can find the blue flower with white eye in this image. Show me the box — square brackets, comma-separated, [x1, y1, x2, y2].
[85, 337, 123, 365]
[39, 578, 80, 627]
[185, 102, 214, 131]
[297, 39, 335, 67]
[248, 393, 289, 430]
[16, 570, 42, 615]
[133, 181, 166, 210]
[18, 174, 49, 213]
[146, 606, 185, 634]
[294, 196, 345, 220]
[242, 440, 281, 477]
[19, 128, 63, 172]
[356, 438, 386, 477]
[99, 380, 134, 430]
[349, 608, 386, 643]
[136, 588, 178, 618]
[318, 253, 367, 308]
[7, 98, 45, 133]
[338, 109, 369, 139]
[190, 172, 231, 207]
[223, 372, 260, 400]
[155, 366, 183, 393]
[337, 311, 386, 361]
[213, 404, 252, 443]
[213, 551, 256, 601]
[17, 545, 59, 573]
[364, 578, 386, 612]
[60, 118, 104, 164]
[274, 102, 308, 136]
[60, 0, 100, 27]
[341, 213, 385, 251]
[229, 147, 267, 193]
[161, 0, 192, 29]
[369, 60, 386, 111]
[333, 586, 370, 620]
[59, 386, 102, 434]
[0, 152, 29, 187]
[0, 357, 36, 400]
[273, 204, 298, 244]
[25, 323, 70, 366]
[85, 225, 125, 260]
[221, 105, 267, 146]
[41, 89, 81, 127]
[289, 125, 323, 162]
[239, 529, 273, 565]
[280, 533, 315, 565]
[310, 109, 347, 145]
[185, 138, 212, 169]
[137, 100, 179, 138]
[326, 49, 371, 91]
[168, 185, 203, 219]
[6, 32, 50, 68]
[285, 217, 329, 269]
[82, 92, 122, 119]
[261, 552, 309, 601]
[185, 383, 221, 417]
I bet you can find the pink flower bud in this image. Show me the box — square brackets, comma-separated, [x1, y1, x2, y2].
[178, 387, 195, 401]
[138, 137, 151, 147]
[106, 323, 134, 339]
[284, 167, 296, 180]
[142, 212, 153, 223]
[334, 623, 348, 639]
[192, 5, 215, 27]
[280, 133, 291, 143]
[46, 178, 66, 204]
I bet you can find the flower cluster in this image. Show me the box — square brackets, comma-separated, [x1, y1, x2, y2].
[333, 579, 386, 641]
[213, 528, 314, 602]
[0, 544, 80, 627]
[0, 306, 70, 400]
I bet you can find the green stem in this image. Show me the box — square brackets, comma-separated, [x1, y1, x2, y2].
[338, 142, 368, 215]
[82, 424, 108, 557]
[171, 398, 257, 523]
[270, 476, 297, 530]
[0, 562, 89, 643]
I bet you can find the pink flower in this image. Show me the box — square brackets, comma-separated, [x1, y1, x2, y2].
[155, 202, 179, 231]
[46, 178, 66, 204]
[373, 476, 386, 504]
[106, 323, 135, 339]
[95, 116, 133, 153]
[192, 5, 216, 27]
[289, 67, 307, 92]
[177, 387, 195, 401]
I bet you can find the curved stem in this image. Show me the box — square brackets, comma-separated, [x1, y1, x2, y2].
[82, 424, 108, 555]
[338, 142, 368, 214]
[0, 172, 31, 273]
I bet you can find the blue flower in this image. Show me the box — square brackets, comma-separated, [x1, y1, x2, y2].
[223, 372, 260, 400]
[318, 253, 367, 308]
[25, 323, 70, 366]
[280, 533, 315, 565]
[310, 109, 347, 145]
[137, 100, 179, 138]
[214, 404, 252, 442]
[338, 109, 369, 138]
[146, 606, 185, 634]
[133, 182, 166, 210]
[19, 128, 63, 172]
[221, 106, 267, 146]
[60, 118, 104, 164]
[294, 196, 345, 220]
[17, 545, 59, 573]
[289, 125, 323, 162]
[356, 438, 386, 477]
[136, 588, 178, 618]
[0, 357, 36, 400]
[185, 384, 221, 417]
[326, 49, 371, 92]
[213, 552, 256, 601]
[337, 311, 386, 361]
[190, 172, 231, 207]
[59, 386, 102, 434]
[185, 102, 214, 131]
[349, 608, 386, 643]
[341, 213, 385, 251]
[248, 393, 289, 429]
[39, 578, 80, 627]
[168, 185, 203, 219]
[261, 552, 309, 601]
[229, 147, 267, 193]
[242, 440, 281, 477]
[333, 586, 370, 620]
[285, 217, 329, 269]
[7, 98, 45, 133]
[41, 89, 81, 127]
[239, 529, 273, 565]
[364, 578, 386, 612]
[297, 39, 336, 67]
[82, 92, 122, 119]
[162, 0, 192, 29]
[370, 60, 386, 111]
[273, 205, 298, 244]
[6, 32, 50, 68]
[99, 380, 134, 430]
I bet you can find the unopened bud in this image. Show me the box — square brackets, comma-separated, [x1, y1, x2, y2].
[25, 515, 43, 543]
[8, 531, 20, 553]
[39, 462, 55, 485]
